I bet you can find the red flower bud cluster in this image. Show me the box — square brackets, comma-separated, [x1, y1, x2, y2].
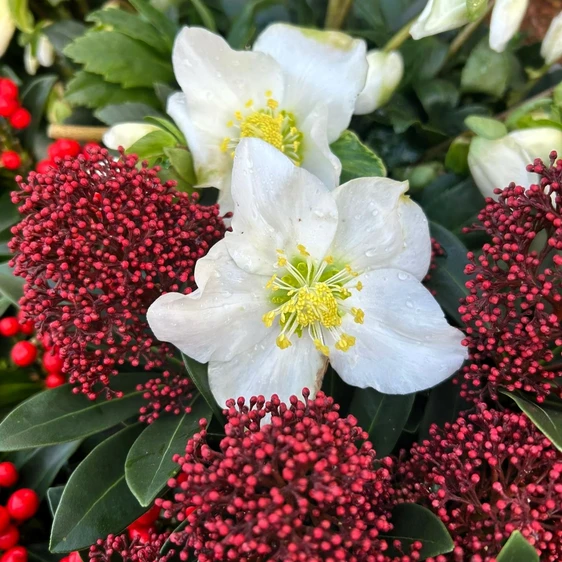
[36, 139, 99, 174]
[9, 147, 226, 398]
[395, 404, 562, 561]
[89, 531, 172, 562]
[459, 153, 562, 400]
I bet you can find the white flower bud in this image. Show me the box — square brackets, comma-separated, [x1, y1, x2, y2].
[489, 0, 529, 53]
[410, 0, 469, 40]
[541, 11, 562, 65]
[103, 123, 160, 150]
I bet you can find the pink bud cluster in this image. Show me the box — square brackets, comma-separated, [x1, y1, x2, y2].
[89, 531, 172, 562]
[459, 153, 562, 400]
[395, 404, 562, 561]
[9, 147, 226, 398]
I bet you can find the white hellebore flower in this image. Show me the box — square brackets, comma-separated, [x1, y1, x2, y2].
[24, 35, 55, 75]
[410, 0, 469, 40]
[0, 0, 16, 57]
[468, 127, 562, 199]
[103, 123, 160, 151]
[147, 139, 467, 406]
[354, 50, 404, 115]
[489, 0, 529, 53]
[541, 11, 562, 65]
[167, 24, 368, 211]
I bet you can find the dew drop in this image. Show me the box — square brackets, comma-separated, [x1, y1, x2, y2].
[397, 272, 408, 281]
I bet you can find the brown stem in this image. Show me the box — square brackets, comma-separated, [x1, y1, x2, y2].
[47, 124, 107, 141]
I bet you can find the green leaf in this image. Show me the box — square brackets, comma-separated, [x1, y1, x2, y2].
[497, 531, 540, 562]
[128, 130, 178, 160]
[0, 373, 150, 451]
[0, 191, 20, 234]
[94, 102, 164, 126]
[424, 223, 469, 324]
[0, 381, 39, 408]
[64, 31, 174, 88]
[502, 391, 562, 453]
[461, 39, 511, 98]
[8, 0, 33, 32]
[400, 37, 448, 83]
[126, 399, 210, 506]
[466, 0, 488, 20]
[0, 262, 24, 306]
[384, 503, 454, 558]
[50, 424, 145, 553]
[43, 20, 86, 55]
[128, 0, 177, 48]
[445, 137, 471, 175]
[330, 130, 386, 182]
[28, 543, 61, 562]
[465, 115, 508, 139]
[227, 0, 280, 49]
[190, 0, 217, 31]
[415, 80, 459, 116]
[47, 486, 64, 517]
[182, 354, 223, 421]
[164, 147, 196, 185]
[87, 8, 170, 55]
[145, 117, 184, 141]
[349, 388, 415, 457]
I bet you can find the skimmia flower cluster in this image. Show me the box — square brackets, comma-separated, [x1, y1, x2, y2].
[459, 153, 562, 400]
[395, 404, 562, 561]
[89, 531, 173, 562]
[9, 147, 226, 398]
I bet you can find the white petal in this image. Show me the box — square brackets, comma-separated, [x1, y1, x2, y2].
[509, 127, 562, 161]
[330, 177, 409, 272]
[330, 269, 467, 394]
[354, 50, 404, 115]
[0, 1, 15, 58]
[410, 0, 469, 40]
[253, 23, 368, 142]
[147, 242, 271, 363]
[36, 35, 55, 67]
[226, 138, 339, 275]
[541, 11, 562, 65]
[208, 330, 327, 406]
[489, 0, 528, 53]
[24, 45, 39, 75]
[102, 123, 160, 150]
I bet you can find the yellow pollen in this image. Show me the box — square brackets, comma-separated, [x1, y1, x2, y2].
[356, 281, 363, 291]
[220, 138, 230, 153]
[265, 90, 272, 97]
[351, 307, 364, 324]
[267, 98, 279, 110]
[234, 111, 243, 121]
[314, 339, 330, 356]
[297, 244, 309, 257]
[245, 99, 254, 108]
[276, 334, 292, 349]
[335, 334, 356, 352]
[324, 256, 334, 264]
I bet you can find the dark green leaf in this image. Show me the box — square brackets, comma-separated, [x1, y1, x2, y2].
[330, 130, 386, 182]
[28, 543, 60, 562]
[47, 486, 65, 517]
[465, 115, 508, 139]
[128, 130, 178, 160]
[349, 388, 415, 457]
[384, 503, 454, 558]
[94, 103, 164, 126]
[126, 399, 210, 506]
[415, 80, 459, 116]
[164, 147, 196, 185]
[0, 262, 24, 306]
[182, 354, 223, 421]
[227, 0, 280, 49]
[190, 0, 218, 31]
[497, 531, 539, 562]
[502, 391, 562, 453]
[0, 373, 150, 451]
[400, 37, 448, 83]
[0, 296, 10, 317]
[0, 191, 20, 233]
[461, 39, 511, 97]
[43, 21, 87, 55]
[64, 31, 174, 88]
[50, 424, 145, 553]
[128, 0, 177, 47]
[0, 382, 39, 408]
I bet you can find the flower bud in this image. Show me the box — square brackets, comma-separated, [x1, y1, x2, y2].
[468, 127, 562, 199]
[489, 0, 529, 53]
[102, 123, 160, 150]
[354, 50, 403, 115]
[541, 11, 562, 65]
[410, 0, 469, 40]
[24, 35, 55, 75]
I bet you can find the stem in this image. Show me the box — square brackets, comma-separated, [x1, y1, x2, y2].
[47, 124, 107, 141]
[324, 0, 353, 30]
[383, 20, 414, 52]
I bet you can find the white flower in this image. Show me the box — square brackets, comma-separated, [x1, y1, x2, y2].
[147, 139, 467, 405]
[167, 24, 368, 211]
[102, 123, 160, 150]
[0, 0, 16, 57]
[468, 127, 562, 199]
[541, 11, 562, 65]
[24, 35, 55, 75]
[489, 0, 528, 53]
[410, 0, 469, 40]
[354, 50, 404, 115]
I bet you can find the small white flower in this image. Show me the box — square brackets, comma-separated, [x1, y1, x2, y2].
[489, 0, 528, 53]
[103, 123, 160, 150]
[168, 24, 368, 212]
[410, 0, 469, 40]
[354, 50, 404, 115]
[0, 0, 16, 57]
[468, 128, 562, 199]
[24, 35, 55, 75]
[148, 139, 467, 405]
[541, 11, 562, 65]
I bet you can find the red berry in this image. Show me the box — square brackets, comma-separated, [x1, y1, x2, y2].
[0, 506, 9, 533]
[0, 79, 18, 100]
[7, 489, 39, 521]
[10, 341, 37, 367]
[67, 553, 81, 562]
[18, 321, 34, 336]
[0, 317, 20, 337]
[0, 546, 27, 562]
[45, 373, 66, 389]
[1, 151, 21, 170]
[0, 98, 18, 117]
[9, 108, 31, 129]
[36, 159, 54, 174]
[48, 139, 81, 160]
[0, 463, 18, 488]
[42, 348, 63, 373]
[0, 526, 19, 551]
[132, 504, 160, 527]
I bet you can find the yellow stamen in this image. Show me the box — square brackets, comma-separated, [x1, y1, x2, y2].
[276, 334, 292, 349]
[335, 334, 356, 352]
[245, 99, 253, 108]
[297, 244, 309, 257]
[351, 307, 364, 324]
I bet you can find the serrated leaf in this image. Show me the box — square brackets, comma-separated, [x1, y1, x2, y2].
[330, 130, 386, 183]
[349, 388, 415, 457]
[126, 399, 210, 506]
[383, 503, 454, 558]
[128, 0, 177, 46]
[164, 147, 196, 184]
[50, 424, 145, 553]
[64, 31, 173, 88]
[182, 354, 223, 421]
[0, 373, 150, 451]
[465, 115, 508, 139]
[497, 531, 540, 562]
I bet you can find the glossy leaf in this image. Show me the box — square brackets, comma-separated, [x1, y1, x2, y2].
[164, 147, 196, 185]
[0, 373, 150, 450]
[47, 486, 65, 517]
[94, 102, 164, 126]
[50, 424, 145, 553]
[44, 20, 87, 54]
[461, 39, 510, 97]
[127, 130, 177, 160]
[349, 388, 415, 457]
[182, 354, 223, 421]
[497, 531, 539, 562]
[0, 262, 24, 306]
[465, 115, 507, 140]
[126, 399, 210, 506]
[128, 0, 177, 47]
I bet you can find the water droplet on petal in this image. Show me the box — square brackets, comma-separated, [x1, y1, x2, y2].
[397, 272, 408, 281]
